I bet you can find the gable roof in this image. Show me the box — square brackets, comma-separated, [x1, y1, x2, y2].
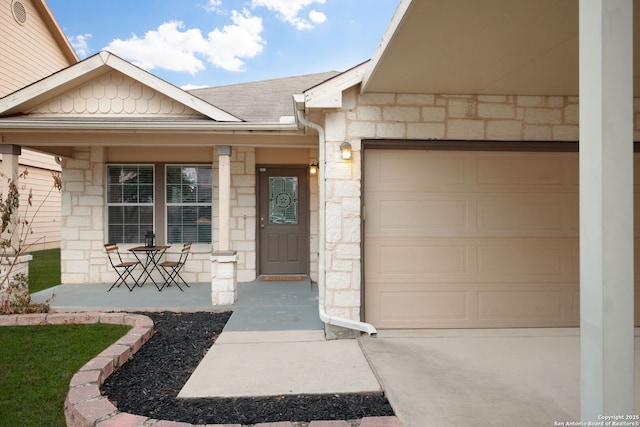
[189, 71, 339, 123]
[302, 62, 369, 109]
[0, 51, 242, 122]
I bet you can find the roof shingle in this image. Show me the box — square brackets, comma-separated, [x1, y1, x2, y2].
[188, 71, 340, 123]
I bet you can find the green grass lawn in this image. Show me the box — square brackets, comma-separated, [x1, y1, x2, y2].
[0, 247, 129, 426]
[0, 323, 130, 427]
[28, 248, 61, 294]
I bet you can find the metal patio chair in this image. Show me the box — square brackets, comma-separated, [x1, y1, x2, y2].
[158, 242, 192, 291]
[105, 243, 141, 291]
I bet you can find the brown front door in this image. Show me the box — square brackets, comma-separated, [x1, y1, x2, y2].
[257, 166, 309, 275]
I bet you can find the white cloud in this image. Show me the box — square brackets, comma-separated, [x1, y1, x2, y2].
[69, 33, 92, 58]
[309, 10, 327, 24]
[105, 22, 207, 74]
[181, 84, 210, 90]
[205, 9, 265, 71]
[251, 0, 327, 30]
[205, 0, 222, 12]
[103, 10, 265, 75]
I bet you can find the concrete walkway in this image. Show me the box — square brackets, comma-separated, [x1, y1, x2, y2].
[180, 330, 381, 398]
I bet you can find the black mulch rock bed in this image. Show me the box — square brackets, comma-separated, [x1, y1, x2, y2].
[101, 311, 394, 425]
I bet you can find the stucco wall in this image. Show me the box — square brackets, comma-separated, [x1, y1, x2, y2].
[321, 90, 640, 322]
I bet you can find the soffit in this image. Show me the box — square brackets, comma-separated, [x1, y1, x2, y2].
[362, 0, 640, 96]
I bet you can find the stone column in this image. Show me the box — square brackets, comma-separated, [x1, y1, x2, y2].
[579, 0, 634, 420]
[211, 250, 237, 305]
[211, 145, 237, 305]
[217, 145, 231, 251]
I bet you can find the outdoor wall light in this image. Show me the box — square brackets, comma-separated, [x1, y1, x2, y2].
[340, 141, 352, 160]
[309, 164, 319, 175]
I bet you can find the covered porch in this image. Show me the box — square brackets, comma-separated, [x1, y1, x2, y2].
[30, 277, 323, 331]
[0, 51, 327, 307]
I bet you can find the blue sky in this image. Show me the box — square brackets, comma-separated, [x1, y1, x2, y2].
[47, 0, 399, 89]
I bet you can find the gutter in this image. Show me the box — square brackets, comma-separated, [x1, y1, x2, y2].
[293, 94, 377, 337]
[0, 119, 299, 132]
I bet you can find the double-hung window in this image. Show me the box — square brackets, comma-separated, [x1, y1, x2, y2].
[106, 164, 212, 245]
[106, 165, 154, 244]
[166, 165, 212, 244]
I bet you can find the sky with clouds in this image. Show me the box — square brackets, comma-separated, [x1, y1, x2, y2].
[47, 0, 399, 89]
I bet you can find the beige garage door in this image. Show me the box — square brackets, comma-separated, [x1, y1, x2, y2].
[364, 149, 581, 328]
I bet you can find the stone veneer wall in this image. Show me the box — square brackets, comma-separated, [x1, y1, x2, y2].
[224, 146, 257, 282]
[60, 146, 259, 285]
[320, 90, 640, 322]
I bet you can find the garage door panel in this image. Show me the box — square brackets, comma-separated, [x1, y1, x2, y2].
[366, 286, 471, 326]
[366, 238, 469, 275]
[477, 195, 577, 233]
[477, 289, 570, 320]
[476, 155, 573, 186]
[366, 237, 577, 282]
[369, 197, 470, 235]
[477, 241, 574, 276]
[365, 284, 577, 328]
[368, 150, 469, 189]
[366, 192, 578, 237]
[364, 149, 584, 329]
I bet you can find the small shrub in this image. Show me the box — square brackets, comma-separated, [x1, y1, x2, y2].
[0, 273, 50, 314]
[0, 171, 60, 314]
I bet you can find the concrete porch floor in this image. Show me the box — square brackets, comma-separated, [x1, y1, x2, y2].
[31, 281, 640, 426]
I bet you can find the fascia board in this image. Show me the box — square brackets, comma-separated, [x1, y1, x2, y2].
[102, 53, 242, 122]
[303, 62, 369, 109]
[32, 0, 79, 64]
[0, 52, 242, 122]
[361, 0, 412, 94]
[0, 119, 297, 132]
[0, 54, 110, 115]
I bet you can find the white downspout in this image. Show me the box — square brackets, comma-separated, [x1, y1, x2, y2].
[294, 95, 377, 337]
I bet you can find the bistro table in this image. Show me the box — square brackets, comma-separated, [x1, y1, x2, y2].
[129, 245, 170, 291]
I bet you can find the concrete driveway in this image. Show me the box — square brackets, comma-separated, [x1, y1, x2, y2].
[359, 328, 640, 427]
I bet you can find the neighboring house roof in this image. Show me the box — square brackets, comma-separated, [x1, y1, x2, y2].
[0, 51, 242, 122]
[188, 71, 340, 123]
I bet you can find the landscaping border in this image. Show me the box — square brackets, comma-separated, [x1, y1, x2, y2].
[0, 312, 404, 427]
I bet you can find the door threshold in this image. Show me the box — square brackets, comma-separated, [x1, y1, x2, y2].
[260, 275, 306, 281]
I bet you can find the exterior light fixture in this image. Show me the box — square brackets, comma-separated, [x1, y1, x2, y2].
[309, 164, 319, 175]
[340, 141, 352, 160]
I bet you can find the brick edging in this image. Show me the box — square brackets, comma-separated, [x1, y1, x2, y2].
[1, 313, 404, 427]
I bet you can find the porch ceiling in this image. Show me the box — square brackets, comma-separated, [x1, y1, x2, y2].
[0, 123, 317, 158]
[362, 0, 640, 97]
